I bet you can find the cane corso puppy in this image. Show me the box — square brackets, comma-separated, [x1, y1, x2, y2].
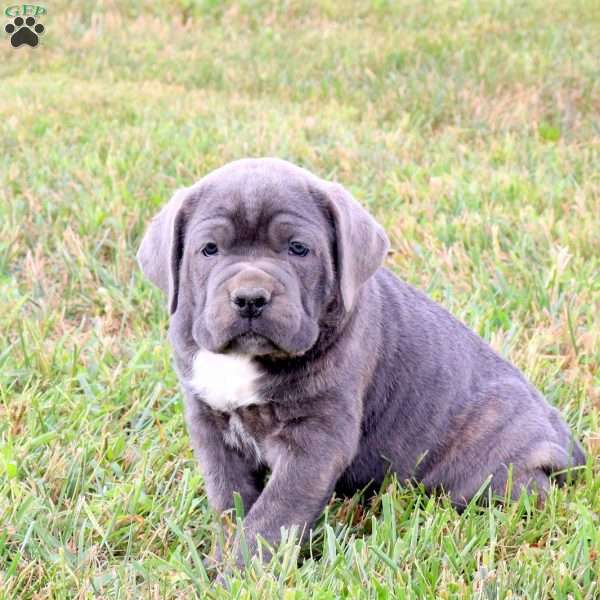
[137, 158, 584, 562]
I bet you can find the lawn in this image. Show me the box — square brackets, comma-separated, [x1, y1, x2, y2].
[1, 0, 599, 597]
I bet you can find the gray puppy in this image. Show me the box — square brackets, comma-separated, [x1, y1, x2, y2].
[137, 158, 584, 561]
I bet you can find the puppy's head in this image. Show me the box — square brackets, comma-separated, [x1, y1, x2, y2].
[137, 158, 388, 358]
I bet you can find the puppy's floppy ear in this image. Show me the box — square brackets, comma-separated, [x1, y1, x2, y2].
[325, 183, 390, 311]
[136, 187, 190, 314]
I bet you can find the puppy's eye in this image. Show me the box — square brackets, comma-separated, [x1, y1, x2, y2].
[288, 241, 309, 257]
[201, 242, 219, 257]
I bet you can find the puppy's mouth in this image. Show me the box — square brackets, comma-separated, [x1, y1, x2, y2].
[223, 331, 281, 356]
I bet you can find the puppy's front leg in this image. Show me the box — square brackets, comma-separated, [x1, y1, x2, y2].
[191, 425, 265, 570]
[184, 398, 264, 515]
[238, 414, 358, 562]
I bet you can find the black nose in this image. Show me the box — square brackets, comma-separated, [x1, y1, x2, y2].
[231, 287, 271, 319]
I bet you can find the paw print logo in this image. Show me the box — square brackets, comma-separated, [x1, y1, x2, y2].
[5, 16, 45, 47]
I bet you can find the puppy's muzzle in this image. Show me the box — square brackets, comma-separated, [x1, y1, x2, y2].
[230, 287, 271, 319]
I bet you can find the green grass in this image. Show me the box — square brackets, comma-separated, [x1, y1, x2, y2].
[1, 0, 599, 597]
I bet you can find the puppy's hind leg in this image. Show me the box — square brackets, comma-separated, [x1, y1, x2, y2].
[490, 436, 583, 506]
[491, 465, 551, 506]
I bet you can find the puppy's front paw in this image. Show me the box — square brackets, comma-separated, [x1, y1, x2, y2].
[203, 549, 234, 589]
[213, 570, 231, 590]
[202, 551, 221, 572]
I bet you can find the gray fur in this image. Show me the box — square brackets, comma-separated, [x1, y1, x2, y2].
[137, 157, 585, 562]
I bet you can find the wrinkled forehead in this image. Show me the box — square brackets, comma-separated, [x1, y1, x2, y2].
[187, 166, 330, 236]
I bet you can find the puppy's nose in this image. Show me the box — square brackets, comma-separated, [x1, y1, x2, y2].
[231, 287, 271, 319]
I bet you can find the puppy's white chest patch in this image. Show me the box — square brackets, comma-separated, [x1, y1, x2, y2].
[189, 350, 263, 412]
